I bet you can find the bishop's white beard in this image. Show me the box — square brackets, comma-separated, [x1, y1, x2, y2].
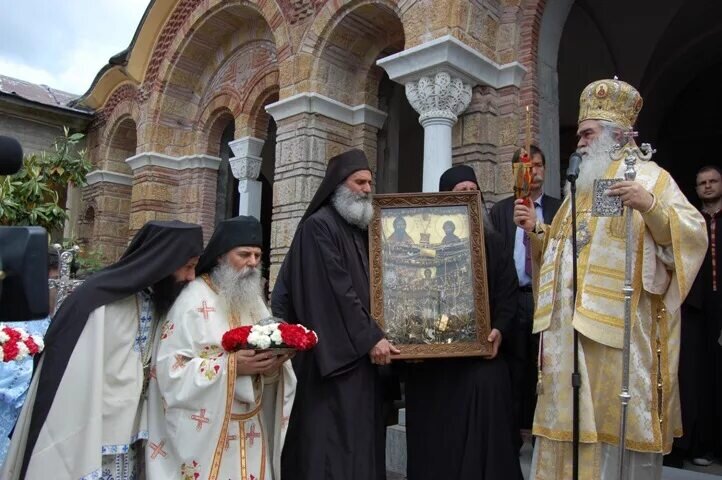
[331, 184, 373, 229]
[211, 259, 269, 323]
[565, 130, 618, 197]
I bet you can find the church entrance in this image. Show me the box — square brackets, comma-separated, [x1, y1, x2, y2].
[376, 73, 424, 194]
[259, 118, 276, 286]
[215, 120, 239, 222]
[539, 0, 722, 201]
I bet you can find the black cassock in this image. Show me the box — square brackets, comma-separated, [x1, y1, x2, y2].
[404, 229, 523, 480]
[273, 204, 386, 480]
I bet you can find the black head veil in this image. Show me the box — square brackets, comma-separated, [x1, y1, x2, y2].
[300, 149, 370, 222]
[21, 220, 203, 477]
[439, 164, 480, 192]
[271, 149, 370, 320]
[196, 215, 263, 275]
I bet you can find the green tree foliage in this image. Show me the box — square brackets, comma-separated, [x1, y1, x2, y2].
[0, 128, 91, 232]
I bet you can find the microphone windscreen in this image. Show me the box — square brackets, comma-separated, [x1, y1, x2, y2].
[0, 136, 23, 176]
[566, 152, 583, 181]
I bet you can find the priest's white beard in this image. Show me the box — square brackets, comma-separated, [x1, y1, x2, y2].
[211, 260, 269, 322]
[331, 184, 373, 229]
[565, 130, 617, 197]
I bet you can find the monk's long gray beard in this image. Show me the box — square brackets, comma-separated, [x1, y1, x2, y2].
[331, 184, 373, 229]
[211, 260, 268, 321]
[565, 132, 617, 197]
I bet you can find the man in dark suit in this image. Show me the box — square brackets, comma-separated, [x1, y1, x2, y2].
[490, 144, 561, 450]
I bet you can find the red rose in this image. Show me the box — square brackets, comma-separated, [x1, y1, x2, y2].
[2, 340, 19, 362]
[278, 324, 318, 351]
[24, 337, 39, 355]
[221, 326, 252, 352]
[2, 327, 21, 342]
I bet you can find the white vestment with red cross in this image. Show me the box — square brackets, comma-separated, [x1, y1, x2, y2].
[2, 294, 154, 480]
[144, 277, 296, 480]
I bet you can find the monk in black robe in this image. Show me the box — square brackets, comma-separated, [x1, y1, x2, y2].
[403, 165, 522, 480]
[273, 149, 398, 480]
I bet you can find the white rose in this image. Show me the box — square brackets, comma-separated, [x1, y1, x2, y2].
[16, 341, 29, 360]
[270, 328, 283, 346]
[255, 335, 271, 350]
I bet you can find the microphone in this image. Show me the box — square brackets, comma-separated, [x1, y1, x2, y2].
[566, 152, 583, 181]
[0, 136, 23, 176]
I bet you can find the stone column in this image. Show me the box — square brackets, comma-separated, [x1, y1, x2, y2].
[265, 93, 386, 284]
[229, 136, 265, 220]
[378, 35, 527, 192]
[406, 72, 472, 191]
[126, 152, 221, 242]
[83, 170, 133, 261]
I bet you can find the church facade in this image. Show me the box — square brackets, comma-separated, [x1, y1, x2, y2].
[76, 0, 547, 282]
[71, 0, 722, 282]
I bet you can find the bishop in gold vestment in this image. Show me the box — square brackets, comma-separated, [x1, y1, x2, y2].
[514, 79, 708, 479]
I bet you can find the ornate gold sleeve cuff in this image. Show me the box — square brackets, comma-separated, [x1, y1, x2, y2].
[641, 194, 672, 245]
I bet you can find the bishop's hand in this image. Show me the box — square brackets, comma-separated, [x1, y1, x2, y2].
[605, 180, 654, 212]
[513, 198, 537, 232]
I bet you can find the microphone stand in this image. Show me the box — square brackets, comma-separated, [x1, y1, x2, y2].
[568, 172, 581, 480]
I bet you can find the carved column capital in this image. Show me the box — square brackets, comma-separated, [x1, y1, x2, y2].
[228, 136, 264, 180]
[405, 71, 472, 125]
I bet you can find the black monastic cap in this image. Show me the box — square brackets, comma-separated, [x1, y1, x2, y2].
[300, 149, 371, 222]
[439, 164, 481, 192]
[196, 215, 263, 275]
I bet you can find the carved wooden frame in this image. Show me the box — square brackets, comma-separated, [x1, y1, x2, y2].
[369, 191, 491, 359]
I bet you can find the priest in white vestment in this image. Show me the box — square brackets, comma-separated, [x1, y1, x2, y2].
[1, 220, 203, 480]
[514, 79, 708, 479]
[146, 216, 296, 480]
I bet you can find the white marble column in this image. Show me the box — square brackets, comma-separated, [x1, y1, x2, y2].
[228, 136, 265, 220]
[378, 35, 527, 192]
[406, 72, 472, 192]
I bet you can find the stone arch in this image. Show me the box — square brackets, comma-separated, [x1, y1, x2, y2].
[139, 0, 290, 103]
[101, 115, 138, 175]
[147, 1, 279, 155]
[194, 92, 244, 154]
[78, 204, 96, 248]
[306, 0, 405, 106]
[204, 110, 237, 158]
[241, 72, 280, 140]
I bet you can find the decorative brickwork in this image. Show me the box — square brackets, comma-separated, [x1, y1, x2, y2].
[278, 0, 328, 24]
[80, 0, 551, 270]
[95, 84, 138, 127]
[139, 0, 203, 103]
[79, 181, 132, 262]
[516, 0, 546, 146]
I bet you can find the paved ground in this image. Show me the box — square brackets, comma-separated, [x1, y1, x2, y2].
[387, 440, 722, 479]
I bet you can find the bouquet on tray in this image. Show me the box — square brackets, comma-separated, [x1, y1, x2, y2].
[0, 324, 44, 362]
[222, 320, 318, 354]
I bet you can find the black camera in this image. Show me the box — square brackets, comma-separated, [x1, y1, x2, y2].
[0, 136, 50, 321]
